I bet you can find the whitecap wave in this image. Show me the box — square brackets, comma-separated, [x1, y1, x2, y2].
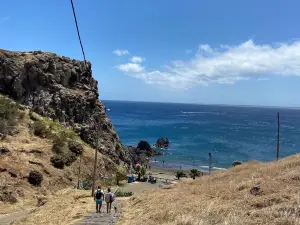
[199, 166, 227, 170]
[181, 111, 225, 115]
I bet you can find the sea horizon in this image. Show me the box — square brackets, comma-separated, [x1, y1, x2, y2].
[102, 99, 300, 110]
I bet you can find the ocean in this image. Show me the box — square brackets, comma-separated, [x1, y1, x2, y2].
[103, 100, 300, 171]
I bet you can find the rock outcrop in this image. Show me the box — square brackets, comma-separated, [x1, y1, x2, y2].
[155, 137, 169, 148]
[129, 140, 162, 164]
[0, 49, 132, 165]
[137, 140, 152, 152]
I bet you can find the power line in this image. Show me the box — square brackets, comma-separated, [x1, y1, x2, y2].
[69, 0, 88, 190]
[70, 0, 87, 66]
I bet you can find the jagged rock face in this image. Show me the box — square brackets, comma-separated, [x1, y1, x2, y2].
[0, 49, 132, 165]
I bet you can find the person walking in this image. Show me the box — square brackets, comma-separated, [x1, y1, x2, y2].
[94, 185, 104, 213]
[105, 187, 115, 213]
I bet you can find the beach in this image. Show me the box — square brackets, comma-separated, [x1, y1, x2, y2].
[119, 166, 201, 195]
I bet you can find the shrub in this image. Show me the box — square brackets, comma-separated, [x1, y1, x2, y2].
[52, 143, 64, 154]
[0, 119, 8, 138]
[190, 169, 201, 180]
[50, 155, 65, 169]
[115, 190, 133, 197]
[64, 152, 77, 166]
[28, 171, 43, 186]
[116, 165, 128, 185]
[81, 180, 92, 190]
[0, 146, 10, 154]
[0, 192, 18, 204]
[0, 96, 20, 136]
[52, 134, 67, 154]
[33, 120, 49, 137]
[175, 170, 185, 180]
[51, 151, 78, 168]
[232, 160, 243, 167]
[29, 110, 39, 121]
[68, 140, 83, 155]
[61, 130, 77, 141]
[0, 96, 19, 121]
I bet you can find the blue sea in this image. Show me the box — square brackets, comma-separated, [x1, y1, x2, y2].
[103, 101, 300, 171]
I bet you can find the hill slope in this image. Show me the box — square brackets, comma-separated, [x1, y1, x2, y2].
[0, 48, 132, 215]
[0, 49, 132, 165]
[120, 155, 300, 225]
[0, 95, 117, 214]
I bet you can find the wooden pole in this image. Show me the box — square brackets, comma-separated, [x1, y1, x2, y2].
[208, 153, 212, 175]
[77, 154, 82, 189]
[277, 112, 280, 161]
[91, 133, 99, 196]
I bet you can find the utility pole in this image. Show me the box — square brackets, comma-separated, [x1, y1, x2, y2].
[208, 153, 212, 175]
[91, 130, 100, 196]
[276, 112, 280, 161]
[77, 154, 82, 189]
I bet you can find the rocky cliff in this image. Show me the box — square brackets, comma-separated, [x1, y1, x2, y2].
[0, 49, 132, 166]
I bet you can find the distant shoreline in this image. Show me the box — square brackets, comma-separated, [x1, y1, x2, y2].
[149, 160, 227, 173]
[146, 166, 209, 181]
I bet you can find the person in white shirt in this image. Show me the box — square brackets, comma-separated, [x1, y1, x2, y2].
[94, 185, 104, 213]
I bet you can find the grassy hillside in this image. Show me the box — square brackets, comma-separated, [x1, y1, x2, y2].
[0, 95, 119, 215]
[120, 155, 300, 225]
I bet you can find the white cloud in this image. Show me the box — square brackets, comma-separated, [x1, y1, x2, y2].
[130, 56, 144, 63]
[257, 78, 269, 81]
[198, 44, 213, 55]
[0, 16, 9, 23]
[113, 49, 129, 56]
[116, 63, 144, 73]
[115, 40, 300, 89]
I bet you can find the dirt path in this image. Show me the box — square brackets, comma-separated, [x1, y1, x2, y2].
[72, 182, 159, 225]
[73, 201, 121, 225]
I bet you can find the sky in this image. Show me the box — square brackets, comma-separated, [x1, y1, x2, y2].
[1, 0, 300, 107]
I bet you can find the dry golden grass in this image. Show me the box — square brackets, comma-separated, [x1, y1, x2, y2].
[12, 189, 94, 225]
[120, 155, 300, 225]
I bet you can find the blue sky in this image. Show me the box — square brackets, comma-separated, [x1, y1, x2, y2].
[1, 0, 300, 107]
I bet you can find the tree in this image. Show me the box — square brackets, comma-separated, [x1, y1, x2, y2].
[190, 169, 201, 180]
[175, 170, 184, 180]
[135, 164, 146, 180]
[116, 165, 127, 185]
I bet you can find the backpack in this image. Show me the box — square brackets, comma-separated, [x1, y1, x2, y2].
[95, 189, 103, 200]
[105, 192, 115, 203]
[111, 193, 116, 202]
